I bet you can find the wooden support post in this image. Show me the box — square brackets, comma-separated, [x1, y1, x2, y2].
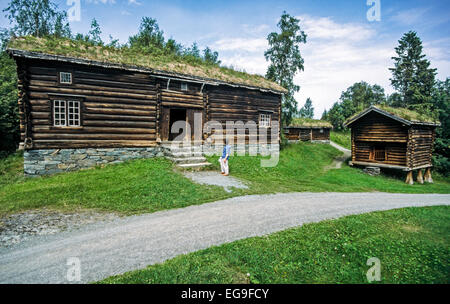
[416, 169, 424, 184]
[424, 167, 433, 183]
[405, 171, 414, 185]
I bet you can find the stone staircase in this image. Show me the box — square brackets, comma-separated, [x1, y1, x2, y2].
[161, 141, 211, 169]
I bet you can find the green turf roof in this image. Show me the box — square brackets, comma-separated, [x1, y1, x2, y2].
[289, 118, 333, 128]
[346, 105, 439, 126]
[8, 36, 286, 93]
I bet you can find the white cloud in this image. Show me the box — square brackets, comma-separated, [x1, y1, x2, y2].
[127, 0, 142, 5]
[213, 38, 267, 52]
[212, 14, 449, 118]
[298, 14, 376, 42]
[86, 0, 116, 4]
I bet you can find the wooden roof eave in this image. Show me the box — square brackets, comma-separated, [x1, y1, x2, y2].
[7, 48, 286, 95]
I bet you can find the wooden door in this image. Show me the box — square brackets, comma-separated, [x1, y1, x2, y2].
[187, 109, 203, 141]
[160, 107, 170, 141]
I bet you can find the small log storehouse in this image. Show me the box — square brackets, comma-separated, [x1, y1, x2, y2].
[344, 105, 440, 184]
[7, 37, 285, 175]
[284, 118, 332, 143]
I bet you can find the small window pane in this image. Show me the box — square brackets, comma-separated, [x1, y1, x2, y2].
[181, 83, 188, 91]
[259, 113, 271, 127]
[53, 100, 66, 126]
[60, 72, 72, 84]
[68, 101, 80, 126]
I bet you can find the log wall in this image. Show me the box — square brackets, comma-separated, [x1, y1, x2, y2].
[17, 58, 282, 149]
[207, 86, 281, 144]
[21, 59, 158, 149]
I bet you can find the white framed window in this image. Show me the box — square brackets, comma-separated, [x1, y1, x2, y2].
[60, 72, 72, 84]
[181, 83, 188, 91]
[53, 100, 81, 127]
[53, 100, 66, 126]
[68, 101, 81, 126]
[320, 128, 324, 133]
[259, 113, 271, 127]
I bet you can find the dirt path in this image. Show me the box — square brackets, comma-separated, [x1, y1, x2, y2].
[326, 141, 351, 170]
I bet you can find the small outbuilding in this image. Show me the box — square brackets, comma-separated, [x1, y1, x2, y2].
[344, 105, 440, 184]
[284, 118, 332, 143]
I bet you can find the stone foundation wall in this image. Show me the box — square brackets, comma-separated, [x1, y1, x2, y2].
[23, 143, 280, 176]
[24, 147, 164, 176]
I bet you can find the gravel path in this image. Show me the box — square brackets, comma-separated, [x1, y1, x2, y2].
[327, 141, 351, 169]
[183, 171, 248, 192]
[0, 192, 448, 284]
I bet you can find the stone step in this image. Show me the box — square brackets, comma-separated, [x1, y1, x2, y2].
[177, 162, 212, 169]
[169, 157, 207, 164]
[169, 151, 205, 158]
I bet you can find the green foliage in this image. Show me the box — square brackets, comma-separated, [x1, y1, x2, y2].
[324, 81, 386, 130]
[298, 97, 314, 118]
[389, 31, 437, 112]
[0, 51, 19, 155]
[101, 206, 450, 284]
[3, 0, 70, 38]
[265, 11, 307, 126]
[330, 131, 351, 150]
[432, 78, 450, 176]
[88, 18, 102, 45]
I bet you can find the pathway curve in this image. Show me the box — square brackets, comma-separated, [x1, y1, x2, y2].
[0, 192, 448, 283]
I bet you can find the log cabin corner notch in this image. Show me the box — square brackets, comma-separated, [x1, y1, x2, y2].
[344, 105, 440, 184]
[7, 39, 285, 176]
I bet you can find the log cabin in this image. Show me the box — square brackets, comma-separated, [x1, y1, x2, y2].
[344, 105, 440, 184]
[284, 118, 332, 143]
[7, 37, 285, 175]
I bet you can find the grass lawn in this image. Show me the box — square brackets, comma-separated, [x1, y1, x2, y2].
[100, 205, 450, 284]
[330, 130, 351, 150]
[1, 142, 449, 216]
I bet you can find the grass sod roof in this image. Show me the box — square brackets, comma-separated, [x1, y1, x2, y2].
[7, 36, 286, 93]
[345, 105, 440, 127]
[288, 118, 333, 128]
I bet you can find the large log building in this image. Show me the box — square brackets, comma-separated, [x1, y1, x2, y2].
[345, 106, 440, 184]
[8, 37, 285, 175]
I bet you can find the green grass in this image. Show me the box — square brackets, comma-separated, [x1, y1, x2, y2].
[0, 155, 230, 215]
[206, 143, 450, 194]
[100, 206, 450, 284]
[8, 36, 285, 92]
[330, 131, 351, 150]
[1, 143, 449, 216]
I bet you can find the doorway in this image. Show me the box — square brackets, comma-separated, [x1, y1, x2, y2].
[169, 108, 187, 140]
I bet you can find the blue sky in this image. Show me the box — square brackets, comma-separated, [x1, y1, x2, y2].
[1, 0, 449, 117]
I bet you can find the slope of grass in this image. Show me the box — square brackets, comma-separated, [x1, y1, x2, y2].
[0, 155, 229, 216]
[207, 143, 450, 194]
[330, 131, 351, 150]
[1, 143, 449, 216]
[101, 206, 450, 284]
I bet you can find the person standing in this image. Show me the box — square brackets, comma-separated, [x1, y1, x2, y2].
[219, 140, 231, 176]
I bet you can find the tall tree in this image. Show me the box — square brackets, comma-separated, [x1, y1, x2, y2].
[324, 81, 386, 130]
[3, 0, 69, 38]
[129, 17, 165, 49]
[88, 18, 102, 45]
[298, 97, 314, 118]
[203, 46, 221, 65]
[389, 31, 437, 111]
[431, 78, 450, 176]
[265, 12, 307, 126]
